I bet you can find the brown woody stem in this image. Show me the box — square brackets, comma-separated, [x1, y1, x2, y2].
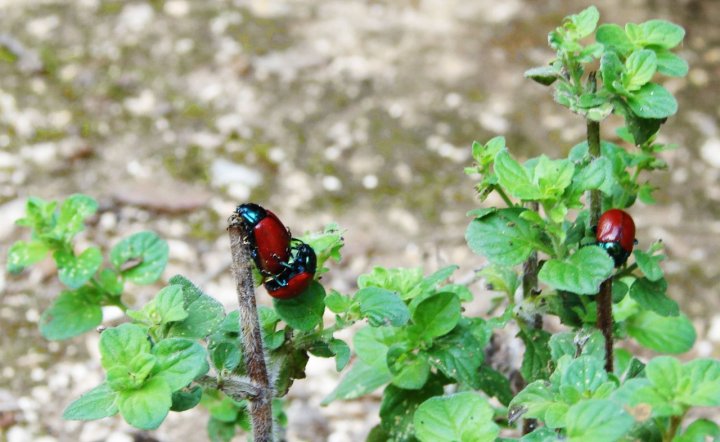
[587, 74, 613, 372]
[228, 221, 274, 442]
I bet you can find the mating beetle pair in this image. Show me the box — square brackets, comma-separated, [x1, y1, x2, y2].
[236, 203, 317, 299]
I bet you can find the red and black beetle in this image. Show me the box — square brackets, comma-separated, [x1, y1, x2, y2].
[596, 208, 636, 267]
[264, 243, 317, 299]
[236, 203, 292, 276]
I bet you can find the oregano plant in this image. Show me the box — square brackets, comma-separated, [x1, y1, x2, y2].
[6, 5, 720, 442]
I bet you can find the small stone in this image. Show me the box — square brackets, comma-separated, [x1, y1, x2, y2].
[700, 137, 720, 168]
[210, 159, 263, 188]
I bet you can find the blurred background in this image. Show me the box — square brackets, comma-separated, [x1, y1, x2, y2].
[1, 0, 718, 440]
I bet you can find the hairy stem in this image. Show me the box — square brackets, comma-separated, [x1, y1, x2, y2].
[195, 375, 260, 401]
[586, 75, 613, 372]
[522, 202, 541, 435]
[596, 279, 614, 372]
[228, 221, 273, 442]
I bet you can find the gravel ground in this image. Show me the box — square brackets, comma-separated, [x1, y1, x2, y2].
[1, 0, 719, 440]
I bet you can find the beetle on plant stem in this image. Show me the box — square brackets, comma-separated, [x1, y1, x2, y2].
[596, 208, 636, 267]
[235, 203, 292, 276]
[264, 243, 317, 299]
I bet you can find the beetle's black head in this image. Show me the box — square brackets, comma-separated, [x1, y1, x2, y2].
[235, 203, 267, 227]
[598, 241, 630, 267]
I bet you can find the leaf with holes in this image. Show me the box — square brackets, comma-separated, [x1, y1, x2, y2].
[110, 231, 168, 285]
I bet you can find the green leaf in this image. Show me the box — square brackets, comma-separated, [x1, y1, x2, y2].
[56, 194, 98, 240]
[54, 247, 102, 289]
[154, 285, 189, 323]
[534, 156, 575, 199]
[524, 65, 559, 86]
[110, 231, 168, 284]
[519, 329, 552, 383]
[676, 419, 720, 442]
[380, 382, 443, 441]
[466, 208, 547, 266]
[549, 329, 605, 362]
[207, 417, 236, 442]
[166, 275, 225, 339]
[170, 386, 203, 412]
[629, 277, 678, 316]
[355, 287, 410, 327]
[521, 427, 561, 442]
[509, 380, 554, 422]
[566, 399, 633, 442]
[106, 353, 157, 391]
[412, 292, 460, 339]
[419, 265, 458, 292]
[570, 157, 611, 194]
[298, 223, 344, 276]
[596, 24, 633, 55]
[478, 264, 520, 298]
[627, 83, 678, 119]
[627, 311, 695, 353]
[100, 323, 151, 370]
[414, 392, 499, 442]
[97, 268, 124, 295]
[633, 250, 664, 281]
[63, 382, 119, 420]
[562, 356, 607, 395]
[117, 376, 172, 430]
[354, 326, 396, 371]
[152, 338, 208, 391]
[568, 6, 599, 39]
[477, 365, 513, 406]
[494, 150, 541, 200]
[129, 284, 189, 326]
[273, 281, 325, 331]
[622, 49, 657, 92]
[6, 240, 49, 273]
[357, 266, 423, 299]
[639, 19, 685, 49]
[329, 339, 351, 371]
[538, 246, 614, 295]
[211, 342, 241, 372]
[40, 288, 103, 340]
[427, 325, 483, 388]
[324, 290, 353, 313]
[387, 345, 430, 390]
[655, 49, 689, 77]
[321, 359, 392, 404]
[682, 358, 720, 407]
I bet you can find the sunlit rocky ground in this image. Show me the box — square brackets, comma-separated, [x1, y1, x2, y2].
[1, 0, 719, 440]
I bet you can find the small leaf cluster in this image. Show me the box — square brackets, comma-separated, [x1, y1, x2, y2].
[324, 265, 511, 441]
[7, 195, 169, 340]
[6, 194, 352, 440]
[510, 329, 720, 441]
[528, 6, 686, 139]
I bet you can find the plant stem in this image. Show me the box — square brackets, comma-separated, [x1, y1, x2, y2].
[664, 413, 685, 442]
[228, 220, 273, 442]
[522, 201, 541, 435]
[586, 74, 613, 372]
[494, 185, 515, 207]
[195, 375, 260, 401]
[596, 279, 613, 372]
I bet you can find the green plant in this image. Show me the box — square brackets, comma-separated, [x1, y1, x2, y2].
[6, 5, 720, 442]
